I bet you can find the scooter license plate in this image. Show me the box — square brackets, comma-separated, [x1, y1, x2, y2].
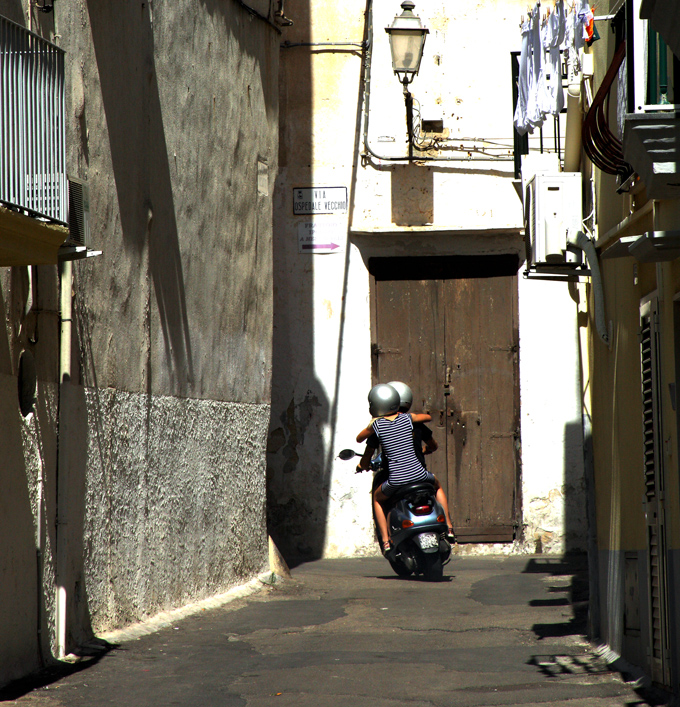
[415, 533, 439, 550]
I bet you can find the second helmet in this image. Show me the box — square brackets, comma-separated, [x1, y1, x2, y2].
[387, 381, 413, 412]
[368, 383, 400, 417]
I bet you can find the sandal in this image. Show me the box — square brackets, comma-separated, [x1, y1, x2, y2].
[382, 540, 397, 562]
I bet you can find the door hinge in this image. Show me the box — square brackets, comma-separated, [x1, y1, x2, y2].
[371, 343, 401, 356]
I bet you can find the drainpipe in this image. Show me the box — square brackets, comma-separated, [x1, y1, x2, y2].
[564, 73, 583, 172]
[55, 259, 72, 659]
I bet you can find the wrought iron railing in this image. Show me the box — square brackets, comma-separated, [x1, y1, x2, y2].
[0, 15, 66, 224]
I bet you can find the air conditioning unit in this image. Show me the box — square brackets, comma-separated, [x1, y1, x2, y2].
[67, 176, 90, 248]
[525, 173, 582, 265]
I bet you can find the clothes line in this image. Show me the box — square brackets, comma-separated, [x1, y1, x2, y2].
[514, 0, 598, 137]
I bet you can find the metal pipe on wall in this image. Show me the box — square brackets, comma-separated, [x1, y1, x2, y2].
[567, 230, 609, 346]
[564, 76, 583, 172]
[55, 258, 72, 659]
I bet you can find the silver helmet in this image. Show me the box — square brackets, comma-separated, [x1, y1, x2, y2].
[388, 381, 413, 412]
[368, 383, 400, 417]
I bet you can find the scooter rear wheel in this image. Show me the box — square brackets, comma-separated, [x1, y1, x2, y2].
[421, 553, 443, 582]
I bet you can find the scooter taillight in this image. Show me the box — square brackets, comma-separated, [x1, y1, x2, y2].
[413, 505, 432, 516]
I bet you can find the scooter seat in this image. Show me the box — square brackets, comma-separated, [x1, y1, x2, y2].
[390, 481, 436, 502]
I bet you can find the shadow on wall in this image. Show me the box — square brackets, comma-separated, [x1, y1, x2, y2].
[563, 420, 588, 554]
[266, 0, 331, 565]
[59, 283, 96, 652]
[0, 389, 43, 682]
[0, 0, 24, 24]
[390, 164, 433, 226]
[198, 0, 279, 118]
[86, 0, 193, 395]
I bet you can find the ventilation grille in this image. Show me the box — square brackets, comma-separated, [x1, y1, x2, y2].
[67, 177, 90, 247]
[640, 316, 656, 501]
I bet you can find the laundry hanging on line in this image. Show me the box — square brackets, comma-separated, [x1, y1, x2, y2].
[514, 0, 596, 137]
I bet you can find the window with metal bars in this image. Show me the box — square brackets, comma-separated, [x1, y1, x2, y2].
[0, 14, 66, 224]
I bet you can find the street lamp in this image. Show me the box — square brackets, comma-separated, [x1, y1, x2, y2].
[385, 1, 429, 86]
[385, 1, 429, 158]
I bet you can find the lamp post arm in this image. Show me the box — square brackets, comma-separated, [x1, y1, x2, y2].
[403, 79, 414, 159]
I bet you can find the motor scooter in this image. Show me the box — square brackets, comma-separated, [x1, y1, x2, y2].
[338, 449, 451, 581]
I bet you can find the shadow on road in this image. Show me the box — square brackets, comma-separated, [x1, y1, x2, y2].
[523, 553, 589, 641]
[0, 639, 117, 702]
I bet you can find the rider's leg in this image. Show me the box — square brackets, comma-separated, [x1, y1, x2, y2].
[373, 487, 390, 547]
[433, 477, 453, 531]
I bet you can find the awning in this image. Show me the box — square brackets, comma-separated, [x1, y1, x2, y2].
[0, 205, 69, 266]
[601, 230, 680, 262]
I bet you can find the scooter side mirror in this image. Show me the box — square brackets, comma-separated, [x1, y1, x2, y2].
[338, 449, 358, 461]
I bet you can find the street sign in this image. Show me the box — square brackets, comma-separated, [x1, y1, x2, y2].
[298, 221, 344, 254]
[293, 187, 347, 215]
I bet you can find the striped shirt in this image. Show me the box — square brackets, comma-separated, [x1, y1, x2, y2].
[372, 413, 429, 487]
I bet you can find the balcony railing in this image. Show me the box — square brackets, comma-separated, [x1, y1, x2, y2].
[0, 15, 66, 225]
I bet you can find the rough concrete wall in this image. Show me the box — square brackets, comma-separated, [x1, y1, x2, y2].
[0, 0, 277, 685]
[62, 0, 277, 401]
[64, 0, 277, 637]
[80, 391, 270, 632]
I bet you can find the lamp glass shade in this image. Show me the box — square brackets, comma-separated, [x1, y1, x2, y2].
[385, 2, 428, 80]
[388, 29, 426, 74]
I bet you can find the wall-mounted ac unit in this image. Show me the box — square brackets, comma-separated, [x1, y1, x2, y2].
[67, 177, 90, 248]
[525, 173, 582, 265]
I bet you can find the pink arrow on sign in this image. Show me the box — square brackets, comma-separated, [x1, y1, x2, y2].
[301, 243, 340, 250]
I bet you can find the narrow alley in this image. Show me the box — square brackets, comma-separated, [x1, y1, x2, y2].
[0, 555, 666, 707]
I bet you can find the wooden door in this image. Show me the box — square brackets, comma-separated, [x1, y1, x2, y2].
[370, 278, 447, 485]
[371, 256, 520, 543]
[442, 277, 519, 542]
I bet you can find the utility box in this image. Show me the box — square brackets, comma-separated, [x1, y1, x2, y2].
[525, 173, 582, 265]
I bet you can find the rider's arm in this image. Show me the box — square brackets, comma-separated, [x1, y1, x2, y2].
[356, 420, 377, 443]
[423, 437, 438, 454]
[356, 445, 375, 472]
[409, 412, 432, 424]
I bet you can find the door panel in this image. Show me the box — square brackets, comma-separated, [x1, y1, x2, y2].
[372, 269, 519, 543]
[443, 277, 518, 541]
[372, 279, 446, 483]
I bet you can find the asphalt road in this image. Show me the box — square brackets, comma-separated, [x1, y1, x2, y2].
[1, 554, 667, 706]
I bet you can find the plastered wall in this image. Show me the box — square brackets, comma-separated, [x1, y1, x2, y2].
[0, 0, 277, 685]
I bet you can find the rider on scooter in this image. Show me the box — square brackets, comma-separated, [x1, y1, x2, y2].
[356, 384, 454, 560]
[356, 380, 437, 473]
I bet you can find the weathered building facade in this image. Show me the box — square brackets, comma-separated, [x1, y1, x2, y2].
[268, 0, 588, 562]
[573, 0, 680, 693]
[1, 0, 278, 687]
